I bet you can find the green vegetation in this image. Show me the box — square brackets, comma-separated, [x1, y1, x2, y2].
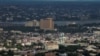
[0, 50, 14, 56]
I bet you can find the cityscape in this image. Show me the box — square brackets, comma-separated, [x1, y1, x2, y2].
[0, 0, 100, 56]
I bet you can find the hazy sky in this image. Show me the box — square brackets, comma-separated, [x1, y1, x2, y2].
[2, 0, 100, 1]
[35, 0, 99, 1]
[26, 0, 99, 1]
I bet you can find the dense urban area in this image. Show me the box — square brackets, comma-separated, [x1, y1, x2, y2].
[0, 1, 100, 56]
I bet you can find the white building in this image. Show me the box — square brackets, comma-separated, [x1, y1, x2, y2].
[25, 20, 39, 27]
[59, 33, 66, 44]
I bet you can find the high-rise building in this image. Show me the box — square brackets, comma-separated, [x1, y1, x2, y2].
[40, 18, 54, 30]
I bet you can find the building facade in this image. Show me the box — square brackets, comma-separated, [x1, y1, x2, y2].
[40, 18, 54, 30]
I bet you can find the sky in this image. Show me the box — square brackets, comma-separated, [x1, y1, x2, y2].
[33, 0, 99, 1]
[1, 0, 100, 1]
[24, 0, 99, 1]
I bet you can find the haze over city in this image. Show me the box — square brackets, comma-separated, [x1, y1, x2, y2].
[1, 0, 100, 1]
[0, 0, 100, 56]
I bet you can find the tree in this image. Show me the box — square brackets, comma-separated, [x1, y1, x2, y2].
[0, 50, 7, 56]
[16, 43, 23, 50]
[83, 50, 90, 56]
[7, 50, 14, 56]
[96, 53, 100, 56]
